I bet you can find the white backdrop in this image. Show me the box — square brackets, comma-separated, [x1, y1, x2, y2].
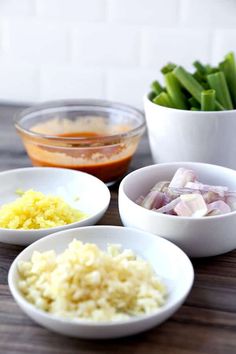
[0, 0, 236, 107]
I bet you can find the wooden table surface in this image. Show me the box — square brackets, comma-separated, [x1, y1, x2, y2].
[0, 104, 236, 354]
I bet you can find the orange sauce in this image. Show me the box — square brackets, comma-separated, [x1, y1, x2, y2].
[59, 132, 99, 138]
[30, 131, 133, 183]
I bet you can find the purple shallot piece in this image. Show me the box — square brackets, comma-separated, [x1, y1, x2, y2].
[136, 167, 234, 217]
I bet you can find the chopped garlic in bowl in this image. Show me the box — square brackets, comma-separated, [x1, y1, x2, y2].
[17, 239, 167, 321]
[8, 226, 194, 339]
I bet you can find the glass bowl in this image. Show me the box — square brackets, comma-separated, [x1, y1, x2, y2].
[15, 99, 146, 185]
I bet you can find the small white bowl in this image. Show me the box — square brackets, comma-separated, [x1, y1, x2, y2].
[119, 162, 236, 257]
[144, 94, 236, 169]
[8, 225, 194, 339]
[0, 167, 110, 245]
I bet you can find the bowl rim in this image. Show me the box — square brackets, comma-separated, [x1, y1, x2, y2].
[144, 93, 236, 114]
[0, 167, 110, 233]
[119, 161, 236, 221]
[14, 99, 146, 143]
[8, 225, 194, 327]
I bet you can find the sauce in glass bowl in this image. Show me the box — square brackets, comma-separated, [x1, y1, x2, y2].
[15, 100, 145, 185]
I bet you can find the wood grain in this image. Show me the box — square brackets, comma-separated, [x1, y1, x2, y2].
[0, 104, 235, 354]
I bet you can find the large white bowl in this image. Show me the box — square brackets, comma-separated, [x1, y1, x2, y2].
[0, 167, 110, 245]
[144, 94, 236, 169]
[119, 162, 236, 257]
[8, 225, 194, 339]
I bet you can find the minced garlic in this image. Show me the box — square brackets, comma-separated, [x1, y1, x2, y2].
[17, 240, 167, 321]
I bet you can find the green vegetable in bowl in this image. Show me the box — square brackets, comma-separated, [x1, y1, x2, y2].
[149, 52, 236, 111]
[201, 89, 216, 111]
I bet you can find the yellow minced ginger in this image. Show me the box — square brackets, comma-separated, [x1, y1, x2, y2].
[0, 190, 86, 229]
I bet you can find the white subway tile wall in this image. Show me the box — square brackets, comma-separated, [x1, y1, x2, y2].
[180, 0, 236, 28]
[2, 19, 70, 65]
[0, 0, 235, 107]
[0, 0, 35, 16]
[0, 64, 39, 102]
[211, 30, 236, 63]
[40, 67, 105, 100]
[108, 0, 179, 26]
[36, 0, 106, 22]
[141, 29, 212, 70]
[72, 24, 140, 67]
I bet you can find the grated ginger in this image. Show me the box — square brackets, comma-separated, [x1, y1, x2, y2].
[0, 189, 86, 229]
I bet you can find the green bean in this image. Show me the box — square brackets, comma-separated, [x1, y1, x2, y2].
[165, 72, 188, 109]
[161, 63, 176, 74]
[219, 52, 236, 108]
[151, 81, 163, 96]
[153, 92, 175, 108]
[193, 61, 206, 74]
[201, 89, 216, 111]
[188, 97, 200, 108]
[207, 71, 233, 110]
[173, 66, 224, 110]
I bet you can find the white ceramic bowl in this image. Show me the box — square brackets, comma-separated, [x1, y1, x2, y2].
[144, 94, 236, 169]
[0, 167, 110, 245]
[119, 162, 236, 257]
[8, 225, 194, 339]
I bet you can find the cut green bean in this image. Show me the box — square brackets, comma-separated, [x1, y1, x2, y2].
[193, 72, 209, 89]
[193, 61, 206, 74]
[201, 81, 210, 90]
[219, 52, 236, 108]
[161, 63, 176, 74]
[193, 71, 205, 82]
[165, 72, 188, 109]
[149, 91, 156, 101]
[173, 66, 205, 102]
[151, 80, 163, 96]
[207, 71, 233, 110]
[201, 89, 216, 111]
[153, 92, 175, 108]
[173, 66, 224, 110]
[205, 65, 212, 74]
[188, 97, 200, 108]
[148, 51, 236, 111]
[205, 65, 218, 75]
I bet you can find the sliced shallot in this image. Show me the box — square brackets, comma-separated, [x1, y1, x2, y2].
[174, 194, 208, 217]
[140, 191, 165, 210]
[136, 167, 233, 217]
[155, 197, 181, 214]
[169, 168, 196, 188]
[207, 200, 231, 215]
